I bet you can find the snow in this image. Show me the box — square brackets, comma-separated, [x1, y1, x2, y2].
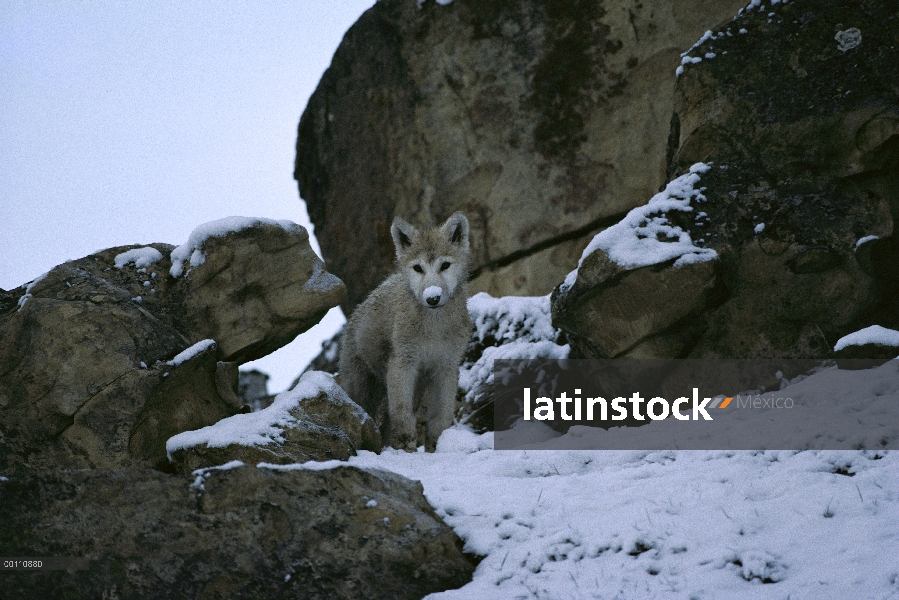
[856, 235, 879, 249]
[190, 460, 245, 492]
[835, 28, 862, 52]
[16, 272, 48, 312]
[166, 371, 367, 459]
[169, 216, 301, 277]
[754, 223, 765, 233]
[684, 30, 714, 54]
[424, 285, 443, 300]
[257, 425, 899, 599]
[113, 246, 163, 269]
[166, 339, 216, 366]
[460, 294, 569, 408]
[180, 345, 899, 598]
[468, 293, 559, 345]
[834, 325, 899, 352]
[560, 163, 717, 295]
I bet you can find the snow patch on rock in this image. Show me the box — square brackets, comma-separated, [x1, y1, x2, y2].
[834, 325, 899, 352]
[166, 371, 365, 459]
[170, 216, 302, 277]
[560, 163, 717, 294]
[114, 247, 163, 270]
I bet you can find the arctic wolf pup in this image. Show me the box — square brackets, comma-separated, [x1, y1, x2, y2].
[339, 212, 471, 451]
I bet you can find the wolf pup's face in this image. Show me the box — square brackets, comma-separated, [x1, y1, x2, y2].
[391, 212, 470, 309]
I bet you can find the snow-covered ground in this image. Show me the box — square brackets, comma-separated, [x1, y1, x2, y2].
[311, 431, 899, 599]
[256, 289, 899, 598]
[221, 289, 899, 598]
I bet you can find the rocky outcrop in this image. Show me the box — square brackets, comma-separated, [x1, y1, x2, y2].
[0, 218, 475, 598]
[551, 165, 727, 358]
[553, 0, 899, 359]
[170, 218, 346, 364]
[296, 0, 746, 313]
[168, 371, 381, 473]
[0, 464, 474, 600]
[0, 218, 346, 474]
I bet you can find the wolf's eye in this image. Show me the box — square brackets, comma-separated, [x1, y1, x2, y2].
[413, 264, 424, 273]
[440, 262, 451, 272]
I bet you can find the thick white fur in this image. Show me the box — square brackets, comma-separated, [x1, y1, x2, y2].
[339, 212, 471, 451]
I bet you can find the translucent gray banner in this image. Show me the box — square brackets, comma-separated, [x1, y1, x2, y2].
[492, 359, 899, 450]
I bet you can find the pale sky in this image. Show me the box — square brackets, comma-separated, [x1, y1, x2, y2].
[1, 1, 376, 392]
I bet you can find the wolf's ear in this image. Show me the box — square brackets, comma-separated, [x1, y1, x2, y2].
[442, 212, 469, 248]
[391, 217, 416, 257]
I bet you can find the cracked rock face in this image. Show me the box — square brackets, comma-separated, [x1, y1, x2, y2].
[0, 465, 475, 600]
[0, 222, 346, 474]
[296, 0, 745, 313]
[553, 0, 899, 359]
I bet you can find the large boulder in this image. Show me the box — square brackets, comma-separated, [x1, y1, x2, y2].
[167, 371, 381, 473]
[169, 218, 345, 364]
[0, 464, 474, 599]
[551, 165, 727, 358]
[296, 0, 745, 313]
[553, 0, 899, 359]
[0, 217, 346, 474]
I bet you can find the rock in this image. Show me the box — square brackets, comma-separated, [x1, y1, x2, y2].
[833, 325, 899, 360]
[0, 218, 345, 473]
[0, 262, 240, 475]
[553, 0, 899, 359]
[296, 0, 746, 313]
[551, 165, 726, 358]
[0, 464, 475, 599]
[239, 369, 276, 411]
[556, 257, 720, 358]
[60, 340, 246, 473]
[668, 0, 899, 358]
[167, 371, 381, 473]
[171, 218, 346, 364]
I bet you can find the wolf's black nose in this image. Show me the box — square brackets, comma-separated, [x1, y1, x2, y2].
[427, 295, 440, 306]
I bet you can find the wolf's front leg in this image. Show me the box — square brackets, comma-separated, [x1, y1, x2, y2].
[386, 357, 418, 451]
[425, 365, 460, 450]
